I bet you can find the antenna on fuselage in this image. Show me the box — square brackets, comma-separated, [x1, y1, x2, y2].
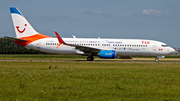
[72, 35, 76, 38]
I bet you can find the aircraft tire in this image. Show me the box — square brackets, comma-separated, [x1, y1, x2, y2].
[87, 56, 94, 61]
[155, 58, 159, 62]
[92, 57, 94, 61]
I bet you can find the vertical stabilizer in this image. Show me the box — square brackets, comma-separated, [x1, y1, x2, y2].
[9, 7, 51, 46]
[10, 7, 38, 38]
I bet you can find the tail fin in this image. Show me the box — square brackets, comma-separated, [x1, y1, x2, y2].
[10, 7, 38, 38]
[10, 7, 51, 46]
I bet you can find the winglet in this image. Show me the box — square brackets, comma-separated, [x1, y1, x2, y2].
[55, 31, 65, 43]
[55, 31, 65, 48]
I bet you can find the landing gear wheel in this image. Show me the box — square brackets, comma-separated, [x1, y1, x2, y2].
[155, 58, 159, 62]
[87, 56, 94, 61]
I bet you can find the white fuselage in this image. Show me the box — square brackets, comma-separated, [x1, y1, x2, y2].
[25, 38, 175, 57]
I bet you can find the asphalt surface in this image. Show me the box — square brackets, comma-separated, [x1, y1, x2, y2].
[0, 59, 180, 64]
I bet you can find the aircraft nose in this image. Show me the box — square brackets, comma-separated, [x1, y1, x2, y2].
[169, 47, 175, 53]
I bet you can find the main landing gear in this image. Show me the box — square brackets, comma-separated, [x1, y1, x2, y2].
[87, 56, 94, 61]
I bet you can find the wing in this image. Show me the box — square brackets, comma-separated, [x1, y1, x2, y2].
[54, 31, 101, 54]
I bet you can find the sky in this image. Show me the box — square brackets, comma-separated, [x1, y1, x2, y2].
[1, 0, 180, 47]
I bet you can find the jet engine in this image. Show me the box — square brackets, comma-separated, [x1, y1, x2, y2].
[99, 50, 116, 59]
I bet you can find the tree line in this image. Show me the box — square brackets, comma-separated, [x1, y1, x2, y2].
[0, 37, 44, 54]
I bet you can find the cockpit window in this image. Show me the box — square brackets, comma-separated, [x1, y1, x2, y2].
[161, 45, 169, 47]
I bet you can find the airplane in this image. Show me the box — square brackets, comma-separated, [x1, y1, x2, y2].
[5, 7, 175, 62]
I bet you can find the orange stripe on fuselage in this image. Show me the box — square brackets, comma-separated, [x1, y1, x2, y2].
[15, 34, 52, 46]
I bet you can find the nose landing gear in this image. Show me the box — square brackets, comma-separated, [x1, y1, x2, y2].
[155, 58, 159, 62]
[155, 56, 165, 62]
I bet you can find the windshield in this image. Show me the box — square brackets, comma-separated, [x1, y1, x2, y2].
[161, 45, 169, 47]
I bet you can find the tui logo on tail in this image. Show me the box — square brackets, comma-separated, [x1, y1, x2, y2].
[16, 24, 27, 33]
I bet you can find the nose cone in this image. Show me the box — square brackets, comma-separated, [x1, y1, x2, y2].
[169, 47, 175, 54]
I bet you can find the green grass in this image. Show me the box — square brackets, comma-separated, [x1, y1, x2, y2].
[0, 54, 180, 62]
[0, 61, 180, 100]
[0, 54, 87, 60]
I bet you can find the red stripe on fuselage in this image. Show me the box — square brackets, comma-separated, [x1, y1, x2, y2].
[15, 34, 52, 46]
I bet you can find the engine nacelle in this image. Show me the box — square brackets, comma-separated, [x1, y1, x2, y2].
[99, 50, 116, 59]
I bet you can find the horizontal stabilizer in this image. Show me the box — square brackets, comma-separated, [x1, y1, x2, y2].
[4, 36, 27, 42]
